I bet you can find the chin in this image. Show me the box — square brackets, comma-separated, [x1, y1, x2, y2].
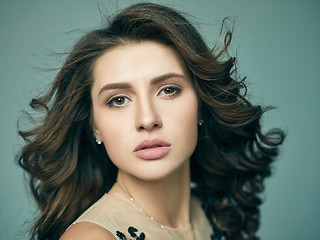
[134, 170, 175, 182]
[126, 159, 190, 182]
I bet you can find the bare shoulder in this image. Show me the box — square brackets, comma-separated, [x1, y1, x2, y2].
[60, 222, 117, 240]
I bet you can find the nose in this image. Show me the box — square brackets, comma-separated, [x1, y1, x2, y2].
[135, 98, 162, 131]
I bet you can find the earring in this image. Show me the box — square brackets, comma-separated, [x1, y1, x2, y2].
[96, 139, 102, 144]
[198, 120, 204, 126]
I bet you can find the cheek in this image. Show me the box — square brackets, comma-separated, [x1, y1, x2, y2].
[94, 111, 130, 161]
[181, 99, 198, 141]
[176, 105, 197, 131]
[178, 91, 198, 126]
[167, 92, 199, 147]
[102, 125, 129, 166]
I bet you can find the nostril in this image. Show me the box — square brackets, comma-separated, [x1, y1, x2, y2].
[139, 126, 145, 130]
[135, 107, 162, 131]
[138, 120, 162, 131]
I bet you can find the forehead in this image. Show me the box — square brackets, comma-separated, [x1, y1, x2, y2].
[92, 41, 189, 86]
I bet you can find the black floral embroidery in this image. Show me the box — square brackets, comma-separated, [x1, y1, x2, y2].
[116, 230, 127, 240]
[116, 226, 145, 240]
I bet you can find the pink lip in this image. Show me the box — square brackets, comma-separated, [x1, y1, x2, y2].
[134, 139, 171, 160]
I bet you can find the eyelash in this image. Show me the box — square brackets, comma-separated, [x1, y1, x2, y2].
[158, 86, 182, 97]
[106, 86, 182, 108]
[106, 96, 129, 108]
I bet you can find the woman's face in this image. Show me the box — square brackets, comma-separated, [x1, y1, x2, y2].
[91, 41, 199, 181]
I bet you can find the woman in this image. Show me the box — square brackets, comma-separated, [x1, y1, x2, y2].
[18, 3, 285, 240]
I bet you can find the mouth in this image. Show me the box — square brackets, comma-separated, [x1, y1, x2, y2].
[134, 139, 171, 151]
[134, 139, 171, 160]
[142, 145, 161, 149]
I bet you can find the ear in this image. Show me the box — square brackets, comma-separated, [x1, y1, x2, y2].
[91, 120, 102, 141]
[94, 129, 102, 140]
[93, 126, 102, 141]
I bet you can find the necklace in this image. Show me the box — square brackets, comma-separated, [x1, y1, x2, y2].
[116, 181, 195, 240]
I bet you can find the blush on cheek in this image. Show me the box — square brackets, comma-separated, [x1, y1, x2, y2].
[101, 126, 130, 162]
[173, 97, 198, 149]
[179, 98, 198, 125]
[102, 129, 119, 151]
[103, 139, 121, 167]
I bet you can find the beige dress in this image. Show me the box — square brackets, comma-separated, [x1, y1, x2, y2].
[73, 193, 214, 239]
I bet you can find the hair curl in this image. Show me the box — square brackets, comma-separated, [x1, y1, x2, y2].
[18, 3, 285, 240]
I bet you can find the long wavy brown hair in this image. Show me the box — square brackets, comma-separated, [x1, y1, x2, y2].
[18, 3, 285, 240]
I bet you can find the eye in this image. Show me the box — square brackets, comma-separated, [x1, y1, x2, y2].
[106, 96, 129, 108]
[159, 86, 181, 97]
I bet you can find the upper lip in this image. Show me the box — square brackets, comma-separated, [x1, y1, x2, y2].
[134, 139, 171, 152]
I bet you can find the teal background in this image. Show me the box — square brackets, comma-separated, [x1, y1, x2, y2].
[1, 0, 319, 239]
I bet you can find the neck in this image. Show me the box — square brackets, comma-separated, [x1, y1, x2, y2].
[114, 160, 191, 228]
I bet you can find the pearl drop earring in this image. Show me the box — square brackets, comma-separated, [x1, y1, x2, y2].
[96, 139, 102, 144]
[198, 120, 204, 126]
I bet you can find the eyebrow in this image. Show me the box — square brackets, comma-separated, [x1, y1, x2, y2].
[98, 72, 185, 96]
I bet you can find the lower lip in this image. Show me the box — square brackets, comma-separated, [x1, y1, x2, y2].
[134, 146, 170, 160]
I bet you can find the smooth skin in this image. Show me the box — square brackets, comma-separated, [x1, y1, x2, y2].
[61, 41, 199, 239]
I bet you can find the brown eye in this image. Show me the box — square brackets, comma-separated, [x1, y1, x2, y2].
[114, 97, 125, 105]
[159, 86, 181, 97]
[163, 87, 175, 95]
[107, 96, 129, 108]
